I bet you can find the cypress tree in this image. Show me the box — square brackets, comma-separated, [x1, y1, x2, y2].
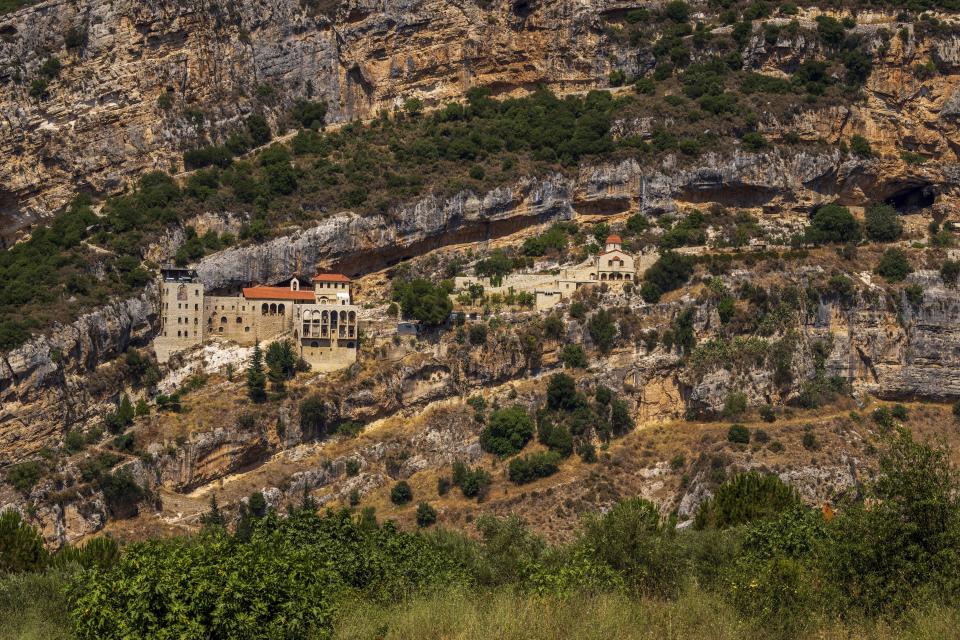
[247, 341, 267, 403]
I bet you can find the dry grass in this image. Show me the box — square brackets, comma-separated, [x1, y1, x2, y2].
[333, 588, 960, 640]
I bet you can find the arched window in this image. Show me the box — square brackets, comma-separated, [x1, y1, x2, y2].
[220, 316, 227, 324]
[236, 317, 243, 323]
[269, 303, 277, 316]
[278, 304, 285, 315]
[177, 284, 187, 301]
[339, 311, 347, 322]
[261, 303, 269, 315]
[348, 311, 356, 322]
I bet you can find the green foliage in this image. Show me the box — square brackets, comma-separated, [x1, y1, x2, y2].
[740, 131, 766, 151]
[537, 418, 574, 457]
[468, 323, 488, 346]
[0, 511, 49, 574]
[849, 134, 873, 158]
[293, 100, 328, 129]
[99, 469, 146, 518]
[942, 259, 960, 287]
[722, 393, 748, 419]
[6, 460, 44, 494]
[641, 252, 695, 302]
[546, 373, 579, 412]
[70, 508, 463, 638]
[694, 472, 801, 530]
[587, 309, 617, 352]
[390, 481, 413, 505]
[392, 278, 453, 326]
[561, 343, 588, 368]
[451, 462, 492, 499]
[480, 406, 534, 457]
[300, 395, 329, 440]
[579, 498, 684, 598]
[266, 339, 297, 391]
[876, 248, 913, 282]
[726, 423, 750, 444]
[823, 428, 960, 616]
[246, 341, 267, 402]
[508, 451, 563, 484]
[416, 502, 437, 527]
[807, 204, 860, 244]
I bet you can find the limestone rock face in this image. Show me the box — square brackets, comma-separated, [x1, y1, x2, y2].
[0, 288, 157, 463]
[0, 0, 623, 240]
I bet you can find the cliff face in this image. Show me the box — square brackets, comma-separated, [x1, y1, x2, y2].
[0, 0, 620, 241]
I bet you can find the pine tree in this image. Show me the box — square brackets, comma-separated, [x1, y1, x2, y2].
[246, 341, 267, 403]
[200, 494, 224, 528]
[117, 394, 135, 426]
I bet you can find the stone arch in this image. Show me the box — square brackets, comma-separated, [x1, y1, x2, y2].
[261, 303, 269, 315]
[236, 316, 243, 323]
[220, 316, 227, 324]
[269, 303, 277, 315]
[278, 303, 285, 315]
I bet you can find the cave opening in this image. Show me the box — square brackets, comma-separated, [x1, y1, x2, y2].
[884, 183, 936, 214]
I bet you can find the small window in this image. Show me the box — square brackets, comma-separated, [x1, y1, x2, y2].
[311, 341, 319, 348]
[245, 326, 250, 332]
[236, 317, 243, 323]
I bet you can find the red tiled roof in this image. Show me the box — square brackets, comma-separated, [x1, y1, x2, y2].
[242, 287, 315, 301]
[606, 234, 622, 245]
[311, 273, 351, 283]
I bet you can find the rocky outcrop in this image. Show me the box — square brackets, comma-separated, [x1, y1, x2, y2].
[0, 288, 157, 463]
[0, 0, 625, 241]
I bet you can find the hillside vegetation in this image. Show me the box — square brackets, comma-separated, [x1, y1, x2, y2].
[2, 428, 959, 638]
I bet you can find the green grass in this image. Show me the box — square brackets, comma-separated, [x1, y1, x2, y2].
[0, 570, 73, 640]
[334, 588, 960, 640]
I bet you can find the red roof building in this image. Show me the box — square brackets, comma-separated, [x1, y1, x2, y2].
[605, 234, 622, 246]
[241, 286, 315, 301]
[312, 273, 351, 283]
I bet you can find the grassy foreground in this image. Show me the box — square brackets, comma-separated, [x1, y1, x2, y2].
[4, 578, 959, 640]
[336, 589, 960, 640]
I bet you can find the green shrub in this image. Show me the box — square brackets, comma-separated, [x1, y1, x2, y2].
[849, 135, 873, 158]
[723, 392, 748, 419]
[694, 471, 800, 529]
[876, 248, 913, 282]
[390, 481, 413, 505]
[546, 373, 580, 412]
[561, 343, 588, 368]
[741, 132, 767, 151]
[451, 462, 492, 499]
[0, 511, 49, 574]
[587, 309, 617, 353]
[727, 423, 750, 444]
[508, 451, 563, 484]
[864, 203, 902, 241]
[468, 323, 488, 346]
[480, 406, 534, 457]
[580, 498, 684, 598]
[641, 252, 695, 302]
[538, 419, 574, 457]
[940, 260, 960, 286]
[5, 461, 42, 494]
[801, 432, 819, 451]
[415, 502, 437, 527]
[808, 204, 861, 244]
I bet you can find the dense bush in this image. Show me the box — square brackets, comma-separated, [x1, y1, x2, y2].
[807, 204, 860, 244]
[390, 481, 413, 505]
[726, 423, 750, 444]
[451, 462, 492, 499]
[69, 508, 462, 639]
[508, 451, 563, 484]
[876, 248, 913, 282]
[561, 343, 588, 368]
[694, 471, 800, 530]
[480, 406, 534, 457]
[392, 279, 453, 326]
[641, 252, 695, 302]
[864, 203, 902, 241]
